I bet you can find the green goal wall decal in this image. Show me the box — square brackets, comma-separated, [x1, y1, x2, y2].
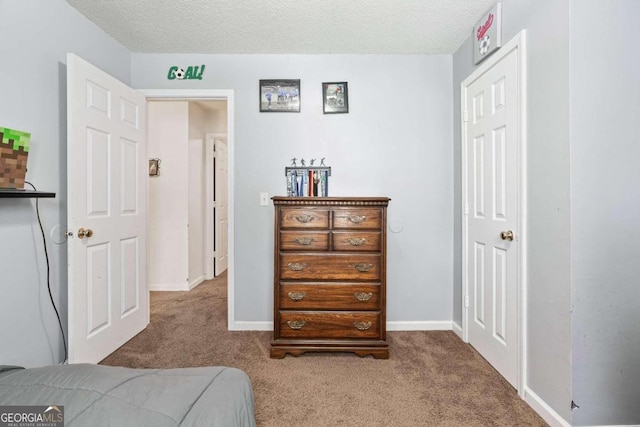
[167, 65, 206, 80]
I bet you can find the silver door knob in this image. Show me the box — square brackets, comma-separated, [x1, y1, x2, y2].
[500, 230, 514, 241]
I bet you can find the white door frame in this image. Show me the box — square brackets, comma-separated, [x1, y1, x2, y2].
[140, 89, 236, 330]
[460, 31, 527, 396]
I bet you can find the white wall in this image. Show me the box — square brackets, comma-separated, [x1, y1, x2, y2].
[570, 1, 640, 425]
[187, 103, 207, 287]
[188, 102, 227, 136]
[132, 54, 454, 325]
[188, 137, 204, 287]
[204, 102, 228, 133]
[149, 101, 212, 290]
[148, 102, 190, 290]
[0, 0, 131, 367]
[452, 0, 572, 422]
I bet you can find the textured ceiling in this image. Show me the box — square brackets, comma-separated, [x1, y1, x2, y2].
[66, 0, 496, 54]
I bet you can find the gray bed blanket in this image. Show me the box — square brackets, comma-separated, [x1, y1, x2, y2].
[0, 364, 255, 427]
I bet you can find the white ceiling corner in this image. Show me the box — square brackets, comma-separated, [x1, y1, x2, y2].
[65, 0, 497, 54]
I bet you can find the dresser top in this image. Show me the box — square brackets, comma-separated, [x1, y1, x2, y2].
[271, 196, 391, 206]
[272, 196, 390, 207]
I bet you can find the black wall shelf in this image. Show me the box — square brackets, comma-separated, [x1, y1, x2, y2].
[0, 189, 55, 198]
[284, 166, 331, 176]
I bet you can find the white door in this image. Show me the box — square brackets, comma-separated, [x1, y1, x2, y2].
[67, 54, 148, 363]
[462, 43, 522, 388]
[214, 138, 228, 275]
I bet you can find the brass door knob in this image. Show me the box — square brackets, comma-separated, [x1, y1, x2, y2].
[500, 230, 514, 241]
[78, 228, 93, 239]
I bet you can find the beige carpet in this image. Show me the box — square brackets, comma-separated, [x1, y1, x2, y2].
[101, 274, 547, 426]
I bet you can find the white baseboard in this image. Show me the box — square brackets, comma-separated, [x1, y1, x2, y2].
[150, 282, 189, 291]
[228, 321, 273, 331]
[150, 276, 205, 292]
[452, 321, 463, 339]
[188, 275, 206, 290]
[523, 387, 571, 427]
[386, 321, 452, 331]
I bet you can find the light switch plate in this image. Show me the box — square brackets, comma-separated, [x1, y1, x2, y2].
[260, 192, 269, 206]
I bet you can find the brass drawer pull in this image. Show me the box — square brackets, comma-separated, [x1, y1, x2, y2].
[294, 237, 314, 245]
[347, 237, 367, 246]
[287, 291, 306, 301]
[354, 263, 373, 272]
[354, 321, 372, 331]
[287, 320, 306, 330]
[348, 215, 366, 224]
[288, 262, 307, 271]
[295, 214, 314, 223]
[354, 292, 373, 302]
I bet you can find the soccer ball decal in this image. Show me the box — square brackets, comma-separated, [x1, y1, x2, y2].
[173, 68, 186, 79]
[479, 35, 491, 56]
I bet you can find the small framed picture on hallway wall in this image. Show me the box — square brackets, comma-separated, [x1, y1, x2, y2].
[322, 82, 348, 114]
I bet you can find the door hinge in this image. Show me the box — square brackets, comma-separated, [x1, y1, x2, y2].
[212, 201, 217, 208]
[464, 202, 469, 215]
[464, 295, 469, 308]
[463, 109, 469, 122]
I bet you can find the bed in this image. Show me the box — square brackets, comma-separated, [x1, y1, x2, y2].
[0, 364, 255, 426]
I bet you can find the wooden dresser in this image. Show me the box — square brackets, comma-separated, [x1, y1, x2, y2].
[271, 196, 390, 359]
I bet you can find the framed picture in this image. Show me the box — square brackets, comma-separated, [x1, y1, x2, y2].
[148, 158, 160, 176]
[322, 82, 348, 114]
[259, 79, 300, 112]
[473, 3, 502, 64]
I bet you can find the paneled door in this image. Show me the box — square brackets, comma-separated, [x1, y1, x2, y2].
[67, 54, 148, 363]
[214, 138, 228, 275]
[462, 39, 523, 388]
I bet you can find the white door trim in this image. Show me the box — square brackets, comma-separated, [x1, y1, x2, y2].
[139, 89, 237, 331]
[460, 30, 527, 396]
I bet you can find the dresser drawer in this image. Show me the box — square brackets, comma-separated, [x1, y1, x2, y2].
[332, 231, 381, 251]
[280, 283, 380, 310]
[281, 208, 329, 229]
[279, 311, 380, 339]
[332, 208, 382, 229]
[280, 253, 380, 280]
[280, 231, 329, 251]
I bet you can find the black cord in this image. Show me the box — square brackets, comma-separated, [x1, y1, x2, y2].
[24, 181, 68, 364]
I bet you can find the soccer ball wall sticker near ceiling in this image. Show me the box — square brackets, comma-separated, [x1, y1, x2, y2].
[173, 68, 185, 79]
